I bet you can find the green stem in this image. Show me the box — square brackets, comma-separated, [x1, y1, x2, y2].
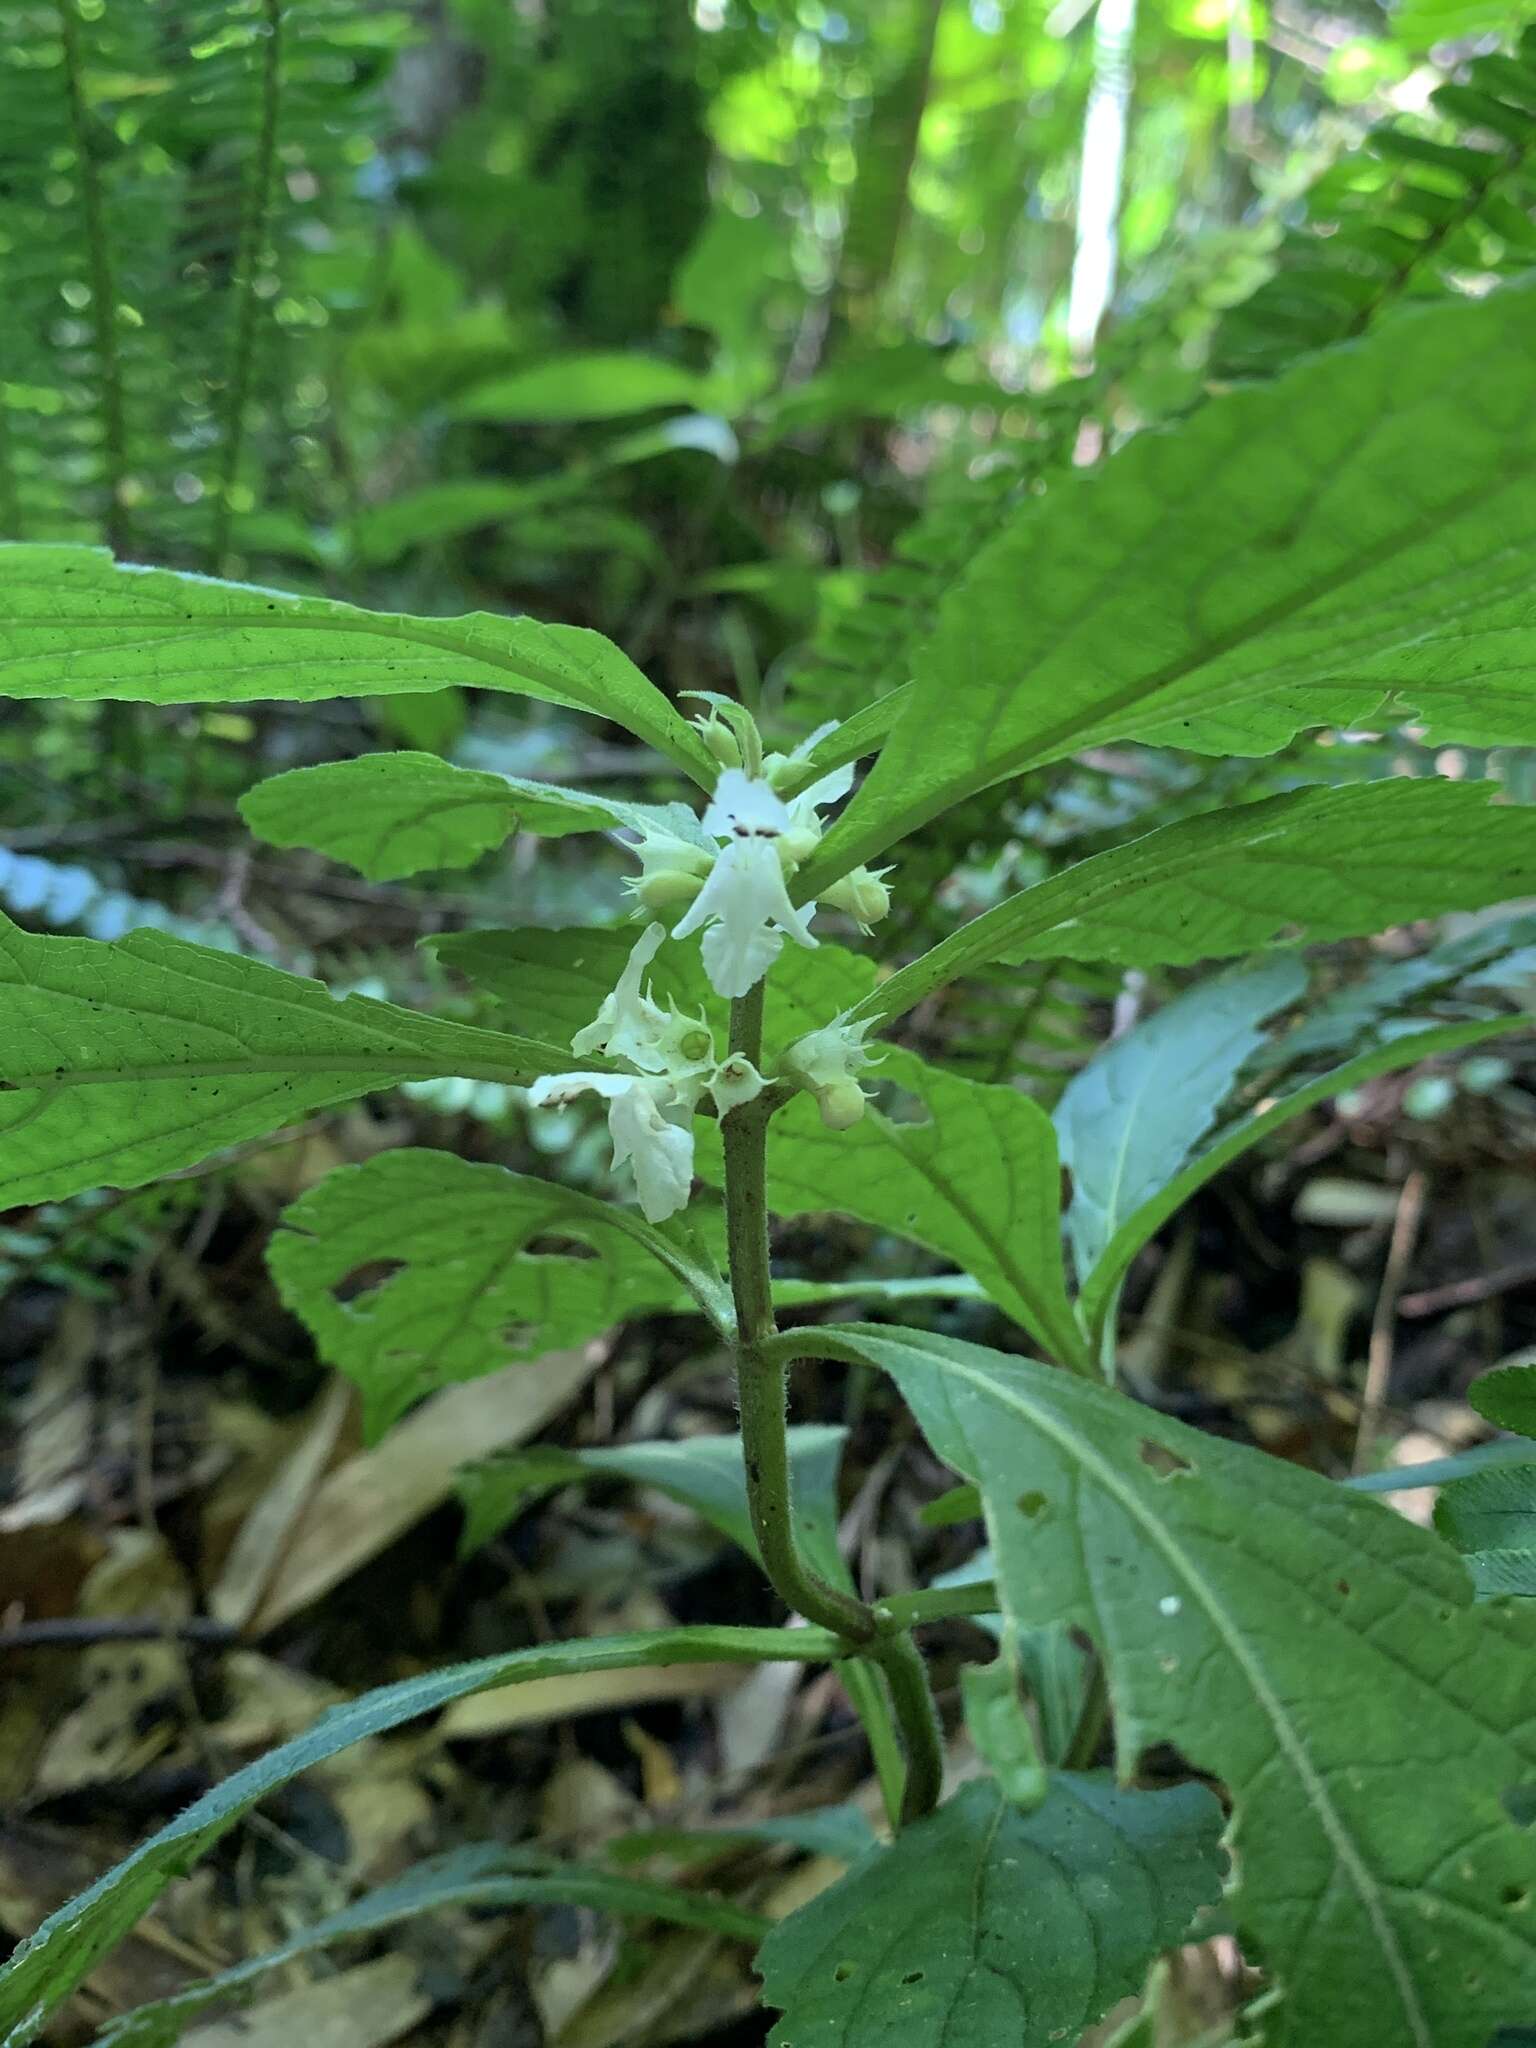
[723, 985, 944, 1827]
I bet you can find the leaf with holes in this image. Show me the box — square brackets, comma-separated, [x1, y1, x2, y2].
[849, 780, 1536, 1030]
[0, 1626, 838, 2048]
[269, 1150, 689, 1436]
[756, 1775, 1224, 2048]
[0, 919, 570, 1208]
[799, 284, 1536, 893]
[0, 546, 713, 781]
[817, 1323, 1536, 2048]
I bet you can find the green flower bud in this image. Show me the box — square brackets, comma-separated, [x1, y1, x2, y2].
[823, 865, 892, 931]
[699, 714, 743, 771]
[817, 1077, 868, 1130]
[631, 865, 707, 915]
[775, 823, 821, 873]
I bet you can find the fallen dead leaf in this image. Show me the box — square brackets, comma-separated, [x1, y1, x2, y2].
[247, 1347, 605, 1634]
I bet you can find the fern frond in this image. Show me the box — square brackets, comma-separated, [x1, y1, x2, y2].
[0, 0, 403, 561]
[1212, 27, 1536, 378]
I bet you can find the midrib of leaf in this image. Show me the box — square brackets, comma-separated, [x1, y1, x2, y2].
[915, 1344, 1431, 2046]
[211, 0, 283, 575]
[56, 0, 130, 555]
[801, 354, 1534, 890]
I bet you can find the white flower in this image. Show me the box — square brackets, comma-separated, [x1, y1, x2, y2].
[571, 923, 670, 1069]
[529, 1070, 695, 1223]
[674, 769, 823, 998]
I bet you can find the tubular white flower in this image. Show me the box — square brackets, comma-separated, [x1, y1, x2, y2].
[571, 923, 670, 1069]
[527, 1070, 695, 1223]
[674, 833, 818, 998]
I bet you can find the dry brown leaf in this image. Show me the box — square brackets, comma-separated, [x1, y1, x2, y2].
[439, 1659, 744, 1741]
[208, 1377, 354, 1629]
[247, 1347, 604, 1634]
[0, 1299, 96, 1534]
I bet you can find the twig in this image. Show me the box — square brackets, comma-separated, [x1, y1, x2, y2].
[1397, 1258, 1536, 1320]
[0, 1616, 238, 1651]
[1353, 1169, 1428, 1475]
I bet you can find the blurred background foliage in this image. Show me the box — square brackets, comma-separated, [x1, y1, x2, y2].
[2, 0, 1535, 1148]
[5, 13, 1536, 2038]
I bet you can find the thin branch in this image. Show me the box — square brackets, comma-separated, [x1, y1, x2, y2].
[1354, 1169, 1429, 1476]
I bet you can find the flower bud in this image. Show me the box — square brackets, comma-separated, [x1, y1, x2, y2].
[630, 864, 707, 915]
[781, 1018, 874, 1131]
[823, 865, 892, 931]
[775, 823, 821, 873]
[698, 714, 743, 771]
[816, 1077, 868, 1130]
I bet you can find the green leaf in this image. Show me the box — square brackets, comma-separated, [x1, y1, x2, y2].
[241, 755, 523, 880]
[709, 1044, 1084, 1369]
[849, 781, 1536, 1030]
[1471, 1362, 1536, 1440]
[269, 1151, 693, 1436]
[349, 480, 551, 567]
[0, 546, 713, 783]
[0, 1626, 839, 2048]
[820, 1324, 1536, 2048]
[458, 1425, 850, 1585]
[1075, 1013, 1528, 1340]
[1056, 960, 1306, 1288]
[448, 352, 710, 422]
[240, 754, 666, 881]
[96, 1844, 765, 2048]
[0, 921, 570, 1209]
[800, 285, 1536, 893]
[756, 1775, 1224, 2048]
[1435, 1464, 1536, 1601]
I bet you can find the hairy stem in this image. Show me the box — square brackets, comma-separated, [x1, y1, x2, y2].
[724, 984, 943, 1825]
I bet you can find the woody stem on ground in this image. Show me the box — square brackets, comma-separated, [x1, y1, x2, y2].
[723, 983, 944, 1826]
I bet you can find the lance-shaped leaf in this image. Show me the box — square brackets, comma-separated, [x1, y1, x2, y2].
[240, 755, 601, 880]
[98, 1842, 764, 2048]
[699, 1046, 1085, 1370]
[1075, 1012, 1528, 1340]
[1056, 959, 1306, 1286]
[800, 284, 1536, 892]
[458, 1425, 849, 1580]
[0, 1625, 843, 2048]
[270, 1151, 702, 1436]
[0, 546, 713, 782]
[849, 780, 1536, 1030]
[816, 1324, 1536, 2048]
[243, 755, 710, 881]
[756, 1775, 1224, 2048]
[0, 920, 571, 1208]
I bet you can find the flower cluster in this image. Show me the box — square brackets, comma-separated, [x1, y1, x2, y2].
[528, 924, 764, 1223]
[532, 708, 889, 1221]
[629, 717, 890, 1001]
